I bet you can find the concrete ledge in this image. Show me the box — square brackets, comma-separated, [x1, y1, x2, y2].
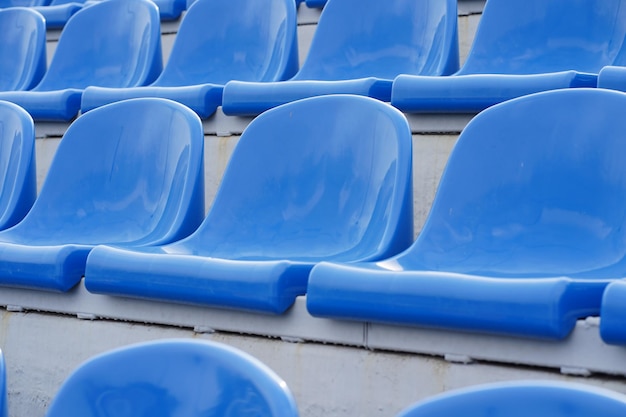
[0, 282, 624, 378]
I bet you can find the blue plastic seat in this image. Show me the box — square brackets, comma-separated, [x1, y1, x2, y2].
[80, 0, 298, 119]
[599, 280, 626, 345]
[84, 95, 413, 314]
[307, 88, 626, 340]
[0, 101, 36, 231]
[31, 0, 88, 29]
[0, 7, 46, 92]
[45, 339, 299, 417]
[0, 0, 48, 5]
[391, 0, 626, 113]
[0, 0, 163, 121]
[152, 0, 186, 20]
[221, 0, 459, 116]
[33, 0, 184, 29]
[396, 381, 626, 417]
[0, 98, 205, 292]
[305, 0, 326, 8]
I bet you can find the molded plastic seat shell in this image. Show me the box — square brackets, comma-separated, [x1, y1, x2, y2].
[307, 88, 626, 340]
[221, 0, 459, 116]
[0, 0, 48, 5]
[305, 0, 326, 8]
[0, 0, 163, 121]
[32, 0, 87, 29]
[152, 0, 186, 20]
[600, 280, 626, 345]
[80, 0, 298, 118]
[391, 0, 626, 113]
[0, 7, 46, 91]
[85, 95, 414, 314]
[0, 98, 205, 292]
[0, 101, 36, 230]
[396, 381, 626, 417]
[45, 339, 299, 417]
[33, 0, 185, 29]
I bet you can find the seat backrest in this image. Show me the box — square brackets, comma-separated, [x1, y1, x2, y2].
[293, 0, 458, 81]
[459, 0, 626, 75]
[0, 7, 47, 91]
[7, 98, 204, 245]
[34, 0, 162, 91]
[48, 0, 87, 5]
[45, 339, 299, 417]
[190, 94, 413, 262]
[151, 0, 186, 20]
[0, 101, 36, 230]
[154, 0, 297, 87]
[397, 381, 626, 417]
[0, 0, 48, 5]
[401, 88, 626, 278]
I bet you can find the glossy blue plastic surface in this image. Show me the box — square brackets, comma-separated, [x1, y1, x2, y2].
[221, 0, 459, 116]
[152, 0, 186, 20]
[0, 8, 46, 91]
[85, 95, 413, 314]
[307, 88, 626, 340]
[0, 98, 205, 292]
[0, 0, 163, 121]
[305, 0, 326, 8]
[599, 280, 626, 345]
[391, 0, 626, 113]
[45, 339, 299, 417]
[0, 101, 36, 230]
[81, 0, 298, 118]
[0, 0, 48, 5]
[597, 65, 626, 93]
[397, 381, 626, 417]
[32, 0, 87, 29]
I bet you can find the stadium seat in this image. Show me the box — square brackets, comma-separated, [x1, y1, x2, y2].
[33, 0, 184, 29]
[391, 0, 626, 113]
[0, 101, 36, 231]
[305, 0, 326, 8]
[84, 95, 414, 314]
[600, 280, 626, 345]
[45, 339, 299, 417]
[32, 0, 87, 29]
[0, 0, 48, 5]
[396, 381, 626, 417]
[0, 98, 205, 292]
[81, 0, 298, 118]
[152, 0, 186, 20]
[0, 0, 163, 121]
[221, 0, 459, 116]
[0, 7, 46, 91]
[307, 88, 626, 340]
